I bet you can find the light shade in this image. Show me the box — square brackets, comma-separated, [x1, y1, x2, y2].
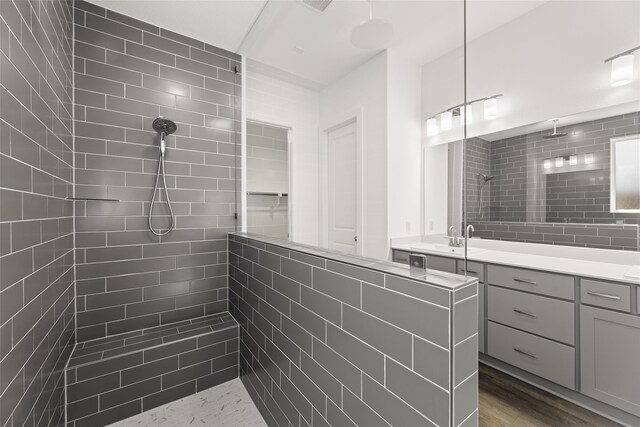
[569, 155, 578, 165]
[426, 118, 438, 136]
[543, 159, 552, 170]
[441, 111, 453, 131]
[459, 105, 473, 125]
[584, 153, 594, 164]
[555, 157, 564, 167]
[610, 54, 634, 87]
[484, 98, 498, 120]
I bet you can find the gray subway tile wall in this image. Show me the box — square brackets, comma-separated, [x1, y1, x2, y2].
[73, 0, 240, 342]
[0, 1, 75, 426]
[229, 233, 478, 427]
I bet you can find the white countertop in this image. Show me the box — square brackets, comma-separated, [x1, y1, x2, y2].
[392, 240, 640, 285]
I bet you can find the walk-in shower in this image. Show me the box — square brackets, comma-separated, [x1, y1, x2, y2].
[478, 173, 494, 218]
[149, 116, 176, 236]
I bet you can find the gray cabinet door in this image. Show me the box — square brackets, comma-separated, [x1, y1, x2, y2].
[479, 282, 485, 353]
[581, 306, 640, 417]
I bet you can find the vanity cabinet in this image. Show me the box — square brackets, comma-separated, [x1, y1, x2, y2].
[394, 246, 640, 419]
[581, 305, 640, 417]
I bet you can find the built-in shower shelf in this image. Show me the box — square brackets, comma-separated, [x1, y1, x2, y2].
[66, 197, 120, 202]
[246, 191, 288, 197]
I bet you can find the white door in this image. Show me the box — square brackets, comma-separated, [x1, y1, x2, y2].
[328, 121, 358, 254]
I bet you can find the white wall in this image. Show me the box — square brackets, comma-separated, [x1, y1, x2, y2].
[246, 63, 321, 246]
[386, 50, 423, 247]
[423, 0, 640, 146]
[320, 52, 389, 260]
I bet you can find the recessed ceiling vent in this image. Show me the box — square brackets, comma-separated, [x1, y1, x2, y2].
[301, 0, 333, 13]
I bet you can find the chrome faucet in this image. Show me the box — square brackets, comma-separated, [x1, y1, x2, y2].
[447, 226, 463, 247]
[466, 224, 475, 239]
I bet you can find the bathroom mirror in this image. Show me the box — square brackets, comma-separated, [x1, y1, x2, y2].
[454, 0, 640, 251]
[611, 134, 640, 213]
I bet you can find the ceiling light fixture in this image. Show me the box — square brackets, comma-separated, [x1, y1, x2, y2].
[350, 0, 394, 50]
[605, 46, 638, 87]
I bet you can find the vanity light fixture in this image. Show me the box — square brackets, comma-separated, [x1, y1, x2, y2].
[426, 118, 438, 136]
[543, 159, 552, 169]
[555, 157, 564, 168]
[484, 97, 498, 120]
[569, 155, 578, 166]
[441, 111, 453, 131]
[606, 46, 639, 87]
[425, 93, 502, 135]
[460, 104, 473, 125]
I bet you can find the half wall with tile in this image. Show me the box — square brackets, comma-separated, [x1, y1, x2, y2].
[228, 233, 478, 427]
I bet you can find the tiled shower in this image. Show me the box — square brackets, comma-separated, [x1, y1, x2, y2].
[0, 2, 479, 426]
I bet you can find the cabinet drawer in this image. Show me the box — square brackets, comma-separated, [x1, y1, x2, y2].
[488, 286, 574, 345]
[488, 265, 574, 300]
[580, 279, 630, 312]
[426, 255, 456, 274]
[393, 250, 410, 264]
[457, 261, 485, 282]
[488, 322, 575, 389]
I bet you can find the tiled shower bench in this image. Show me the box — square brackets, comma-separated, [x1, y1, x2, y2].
[65, 312, 239, 426]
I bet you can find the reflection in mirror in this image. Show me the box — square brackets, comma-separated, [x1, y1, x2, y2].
[450, 0, 639, 253]
[611, 134, 640, 213]
[246, 120, 290, 238]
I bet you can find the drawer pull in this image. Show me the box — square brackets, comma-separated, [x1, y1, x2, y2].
[513, 347, 538, 359]
[513, 308, 537, 318]
[513, 278, 537, 286]
[460, 269, 478, 274]
[586, 291, 621, 301]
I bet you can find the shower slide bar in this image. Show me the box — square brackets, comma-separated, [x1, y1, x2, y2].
[66, 197, 120, 202]
[246, 192, 288, 197]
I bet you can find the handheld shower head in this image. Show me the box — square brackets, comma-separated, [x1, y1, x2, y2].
[478, 174, 495, 183]
[152, 116, 177, 136]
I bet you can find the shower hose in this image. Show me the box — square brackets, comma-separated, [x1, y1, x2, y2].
[148, 132, 175, 236]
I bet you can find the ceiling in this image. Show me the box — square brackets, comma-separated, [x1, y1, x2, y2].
[90, 0, 546, 86]
[89, 0, 268, 53]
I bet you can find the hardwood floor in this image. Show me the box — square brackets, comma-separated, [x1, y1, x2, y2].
[479, 364, 621, 427]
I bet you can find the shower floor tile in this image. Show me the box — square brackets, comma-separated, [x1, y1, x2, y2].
[109, 379, 266, 427]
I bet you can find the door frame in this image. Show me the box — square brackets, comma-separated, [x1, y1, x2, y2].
[319, 107, 364, 255]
